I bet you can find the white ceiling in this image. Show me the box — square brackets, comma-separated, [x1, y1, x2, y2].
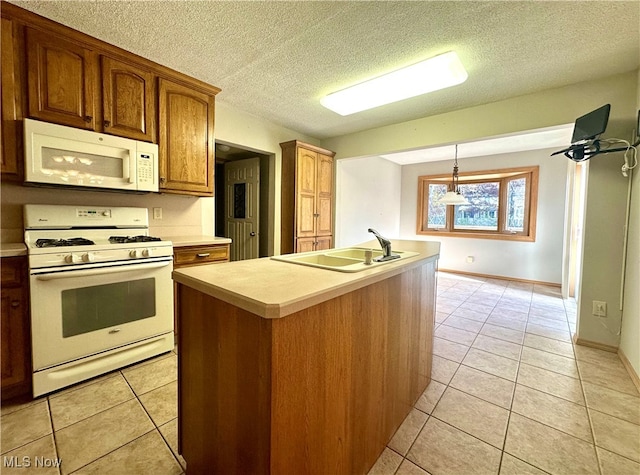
[9, 1, 639, 143]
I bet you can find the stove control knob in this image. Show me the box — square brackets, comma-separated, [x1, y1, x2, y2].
[129, 250, 139, 258]
[82, 252, 94, 263]
[64, 254, 75, 264]
[142, 248, 151, 257]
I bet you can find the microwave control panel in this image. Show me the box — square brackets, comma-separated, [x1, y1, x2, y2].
[137, 152, 155, 185]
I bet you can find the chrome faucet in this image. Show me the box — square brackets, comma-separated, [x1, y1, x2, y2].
[368, 228, 400, 262]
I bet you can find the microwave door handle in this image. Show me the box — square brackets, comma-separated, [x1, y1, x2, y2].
[124, 153, 135, 184]
[34, 261, 171, 281]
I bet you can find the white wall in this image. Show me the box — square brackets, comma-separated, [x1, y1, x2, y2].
[575, 75, 638, 348]
[214, 101, 318, 255]
[619, 68, 640, 375]
[0, 182, 204, 242]
[323, 72, 638, 349]
[335, 156, 401, 247]
[398, 148, 567, 283]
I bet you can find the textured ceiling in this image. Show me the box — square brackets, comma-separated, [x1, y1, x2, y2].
[8, 1, 640, 140]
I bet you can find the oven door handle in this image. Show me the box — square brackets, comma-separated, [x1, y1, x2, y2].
[34, 261, 171, 281]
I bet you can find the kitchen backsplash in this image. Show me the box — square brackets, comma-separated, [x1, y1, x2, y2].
[0, 182, 214, 243]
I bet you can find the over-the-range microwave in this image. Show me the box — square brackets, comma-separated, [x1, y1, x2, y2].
[24, 118, 159, 192]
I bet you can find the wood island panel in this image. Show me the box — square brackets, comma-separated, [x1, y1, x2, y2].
[177, 259, 435, 474]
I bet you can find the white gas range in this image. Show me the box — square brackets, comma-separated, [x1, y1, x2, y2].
[24, 204, 175, 397]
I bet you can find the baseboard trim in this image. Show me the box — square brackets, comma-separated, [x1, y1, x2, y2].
[438, 268, 561, 288]
[618, 347, 640, 393]
[572, 334, 618, 353]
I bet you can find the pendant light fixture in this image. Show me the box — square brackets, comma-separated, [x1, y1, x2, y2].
[438, 144, 469, 205]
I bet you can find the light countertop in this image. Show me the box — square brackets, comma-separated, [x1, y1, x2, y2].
[172, 239, 440, 319]
[164, 235, 231, 248]
[0, 243, 27, 257]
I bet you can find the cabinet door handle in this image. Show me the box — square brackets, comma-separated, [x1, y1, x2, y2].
[313, 213, 320, 217]
[104, 120, 111, 127]
[160, 177, 166, 184]
[249, 232, 256, 237]
[84, 115, 93, 123]
[196, 253, 210, 258]
[10, 300, 20, 308]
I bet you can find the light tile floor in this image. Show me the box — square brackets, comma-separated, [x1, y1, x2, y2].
[1, 347, 183, 475]
[369, 272, 640, 475]
[2, 272, 639, 474]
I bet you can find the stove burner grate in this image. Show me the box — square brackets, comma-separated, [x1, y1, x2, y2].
[35, 238, 96, 248]
[108, 235, 162, 244]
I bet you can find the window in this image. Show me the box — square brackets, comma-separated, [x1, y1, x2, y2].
[417, 166, 538, 241]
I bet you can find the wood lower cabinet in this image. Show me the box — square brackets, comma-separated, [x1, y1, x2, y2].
[295, 237, 316, 253]
[159, 79, 216, 196]
[172, 243, 229, 339]
[177, 259, 436, 474]
[295, 236, 332, 252]
[1, 256, 31, 401]
[315, 236, 333, 251]
[280, 141, 336, 254]
[101, 56, 155, 142]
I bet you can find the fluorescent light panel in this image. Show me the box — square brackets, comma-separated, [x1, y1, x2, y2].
[321, 51, 467, 116]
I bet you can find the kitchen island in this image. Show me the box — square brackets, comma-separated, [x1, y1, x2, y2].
[172, 239, 440, 474]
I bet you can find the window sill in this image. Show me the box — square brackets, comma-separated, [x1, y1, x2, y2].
[417, 230, 535, 242]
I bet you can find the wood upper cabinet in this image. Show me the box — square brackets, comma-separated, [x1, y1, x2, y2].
[26, 27, 98, 130]
[158, 78, 215, 196]
[1, 17, 22, 178]
[280, 140, 336, 254]
[2, 2, 221, 192]
[101, 56, 155, 142]
[296, 148, 317, 238]
[1, 256, 31, 401]
[316, 153, 334, 237]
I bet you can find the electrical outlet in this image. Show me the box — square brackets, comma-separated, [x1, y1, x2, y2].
[153, 207, 163, 220]
[592, 300, 607, 317]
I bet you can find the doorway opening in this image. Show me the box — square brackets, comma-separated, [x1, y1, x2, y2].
[214, 141, 274, 261]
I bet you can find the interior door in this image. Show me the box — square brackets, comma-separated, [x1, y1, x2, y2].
[225, 157, 260, 261]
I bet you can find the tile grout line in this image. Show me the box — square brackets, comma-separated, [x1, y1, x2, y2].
[496, 285, 529, 475]
[435, 279, 612, 474]
[46, 397, 63, 475]
[119, 364, 185, 472]
[573, 341, 604, 475]
[436, 278, 638, 470]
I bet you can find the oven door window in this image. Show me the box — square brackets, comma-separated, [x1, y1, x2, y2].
[61, 278, 156, 337]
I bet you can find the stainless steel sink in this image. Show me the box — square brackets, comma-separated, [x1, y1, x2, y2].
[271, 247, 419, 272]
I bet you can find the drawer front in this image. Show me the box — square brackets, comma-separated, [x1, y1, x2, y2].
[174, 245, 229, 267]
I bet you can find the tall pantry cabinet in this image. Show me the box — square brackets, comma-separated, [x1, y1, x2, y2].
[280, 140, 336, 254]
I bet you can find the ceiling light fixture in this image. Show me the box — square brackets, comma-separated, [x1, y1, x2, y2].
[320, 51, 468, 116]
[438, 144, 469, 206]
